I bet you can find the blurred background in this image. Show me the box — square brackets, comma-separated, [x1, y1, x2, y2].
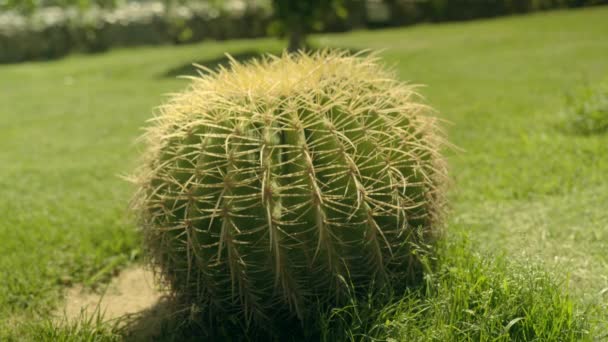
[1, 0, 607, 63]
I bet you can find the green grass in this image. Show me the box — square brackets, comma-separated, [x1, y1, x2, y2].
[322, 237, 600, 341]
[1, 6, 607, 340]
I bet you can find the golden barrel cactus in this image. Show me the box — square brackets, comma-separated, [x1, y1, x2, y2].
[132, 51, 446, 327]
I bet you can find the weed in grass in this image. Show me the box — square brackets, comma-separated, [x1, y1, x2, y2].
[562, 81, 608, 135]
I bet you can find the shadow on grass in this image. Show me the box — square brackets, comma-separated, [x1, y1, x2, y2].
[160, 47, 364, 79]
[160, 49, 278, 79]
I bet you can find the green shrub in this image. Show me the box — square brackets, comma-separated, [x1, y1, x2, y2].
[563, 81, 608, 135]
[131, 51, 447, 332]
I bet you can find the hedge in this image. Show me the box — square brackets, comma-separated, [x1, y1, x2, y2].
[0, 1, 272, 63]
[373, 0, 608, 26]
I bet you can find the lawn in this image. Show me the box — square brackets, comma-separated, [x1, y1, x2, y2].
[1, 6, 607, 341]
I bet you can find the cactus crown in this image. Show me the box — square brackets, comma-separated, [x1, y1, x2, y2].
[133, 50, 446, 326]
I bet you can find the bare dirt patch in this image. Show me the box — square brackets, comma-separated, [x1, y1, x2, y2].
[59, 266, 163, 322]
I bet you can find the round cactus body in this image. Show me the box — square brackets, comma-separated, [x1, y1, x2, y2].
[133, 51, 446, 326]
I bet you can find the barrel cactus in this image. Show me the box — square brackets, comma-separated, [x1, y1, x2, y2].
[132, 51, 446, 328]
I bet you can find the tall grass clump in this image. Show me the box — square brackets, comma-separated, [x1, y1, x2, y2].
[30, 309, 121, 342]
[131, 50, 447, 334]
[318, 237, 600, 341]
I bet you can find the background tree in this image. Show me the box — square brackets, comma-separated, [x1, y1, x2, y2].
[270, 0, 348, 52]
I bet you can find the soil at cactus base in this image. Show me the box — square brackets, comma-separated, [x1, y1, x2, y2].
[57, 267, 162, 323]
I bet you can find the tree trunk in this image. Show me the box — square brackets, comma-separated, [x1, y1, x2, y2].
[287, 24, 305, 53]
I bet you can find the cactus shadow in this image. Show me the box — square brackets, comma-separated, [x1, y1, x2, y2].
[121, 297, 315, 342]
[120, 298, 172, 342]
[120, 297, 208, 342]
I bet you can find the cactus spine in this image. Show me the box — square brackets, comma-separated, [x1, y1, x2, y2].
[133, 50, 446, 326]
